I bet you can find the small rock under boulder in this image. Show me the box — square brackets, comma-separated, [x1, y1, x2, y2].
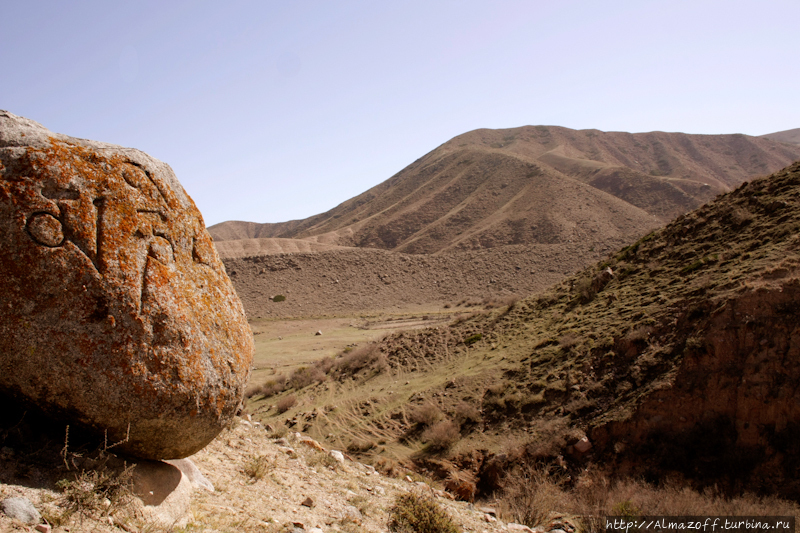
[0, 110, 254, 460]
[1, 496, 41, 525]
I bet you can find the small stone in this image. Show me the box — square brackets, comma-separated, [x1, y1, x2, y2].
[278, 446, 297, 457]
[301, 496, 314, 507]
[344, 505, 362, 523]
[1, 497, 41, 525]
[478, 506, 497, 516]
[315, 330, 322, 336]
[330, 450, 345, 463]
[35, 525, 52, 533]
[507, 524, 535, 532]
[574, 436, 592, 453]
[298, 436, 326, 452]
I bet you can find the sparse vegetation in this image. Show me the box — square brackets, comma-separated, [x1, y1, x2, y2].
[388, 492, 462, 533]
[497, 465, 800, 529]
[247, 373, 288, 399]
[422, 420, 460, 452]
[409, 403, 442, 427]
[289, 365, 325, 389]
[242, 453, 275, 482]
[56, 461, 136, 522]
[275, 394, 297, 413]
[453, 402, 481, 425]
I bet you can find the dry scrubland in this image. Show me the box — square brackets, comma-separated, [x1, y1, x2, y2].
[245, 161, 800, 524]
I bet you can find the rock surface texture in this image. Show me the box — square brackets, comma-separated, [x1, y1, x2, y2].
[0, 111, 253, 460]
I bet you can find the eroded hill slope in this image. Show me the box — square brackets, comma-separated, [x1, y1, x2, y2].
[212, 126, 800, 254]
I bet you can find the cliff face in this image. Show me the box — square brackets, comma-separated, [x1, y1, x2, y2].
[593, 278, 800, 496]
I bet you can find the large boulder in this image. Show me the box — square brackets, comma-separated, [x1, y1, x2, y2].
[0, 110, 254, 460]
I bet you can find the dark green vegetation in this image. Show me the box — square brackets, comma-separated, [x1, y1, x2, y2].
[252, 161, 800, 505]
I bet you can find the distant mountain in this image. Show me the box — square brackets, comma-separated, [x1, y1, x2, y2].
[760, 127, 800, 146]
[209, 126, 800, 254]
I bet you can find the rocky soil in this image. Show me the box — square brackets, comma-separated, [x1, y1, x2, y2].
[221, 241, 625, 319]
[0, 418, 565, 533]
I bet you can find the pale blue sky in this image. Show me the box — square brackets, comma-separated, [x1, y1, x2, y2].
[3, 1, 798, 226]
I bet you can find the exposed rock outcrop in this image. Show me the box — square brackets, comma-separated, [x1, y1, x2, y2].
[0, 111, 253, 460]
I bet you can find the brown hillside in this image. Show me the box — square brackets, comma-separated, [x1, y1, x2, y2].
[760, 127, 800, 146]
[224, 242, 620, 318]
[254, 160, 800, 500]
[210, 126, 800, 254]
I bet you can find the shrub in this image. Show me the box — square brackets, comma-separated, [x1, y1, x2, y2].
[289, 366, 325, 389]
[573, 275, 595, 303]
[454, 402, 481, 425]
[410, 403, 442, 427]
[388, 492, 462, 533]
[422, 420, 460, 452]
[275, 394, 297, 413]
[497, 464, 569, 527]
[242, 454, 275, 482]
[314, 356, 335, 374]
[333, 343, 386, 377]
[248, 374, 287, 398]
[272, 294, 286, 302]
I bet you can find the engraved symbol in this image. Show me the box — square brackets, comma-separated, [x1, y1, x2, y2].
[26, 212, 65, 247]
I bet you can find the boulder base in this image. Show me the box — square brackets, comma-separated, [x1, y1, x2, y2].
[0, 110, 254, 459]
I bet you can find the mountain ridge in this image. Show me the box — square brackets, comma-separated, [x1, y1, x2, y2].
[210, 125, 800, 255]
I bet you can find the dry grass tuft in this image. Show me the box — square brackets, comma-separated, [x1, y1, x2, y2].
[497, 464, 800, 529]
[388, 491, 462, 533]
[242, 453, 276, 483]
[55, 462, 136, 523]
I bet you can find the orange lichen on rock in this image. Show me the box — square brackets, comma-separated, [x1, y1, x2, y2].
[0, 110, 253, 459]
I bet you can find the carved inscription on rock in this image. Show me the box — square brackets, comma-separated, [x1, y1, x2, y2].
[0, 120, 253, 460]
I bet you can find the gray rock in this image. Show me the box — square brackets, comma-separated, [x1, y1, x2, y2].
[343, 505, 362, 522]
[0, 110, 254, 460]
[132, 459, 193, 528]
[329, 450, 345, 463]
[1, 496, 41, 524]
[165, 457, 214, 492]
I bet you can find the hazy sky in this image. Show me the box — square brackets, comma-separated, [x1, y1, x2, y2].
[3, 1, 798, 226]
